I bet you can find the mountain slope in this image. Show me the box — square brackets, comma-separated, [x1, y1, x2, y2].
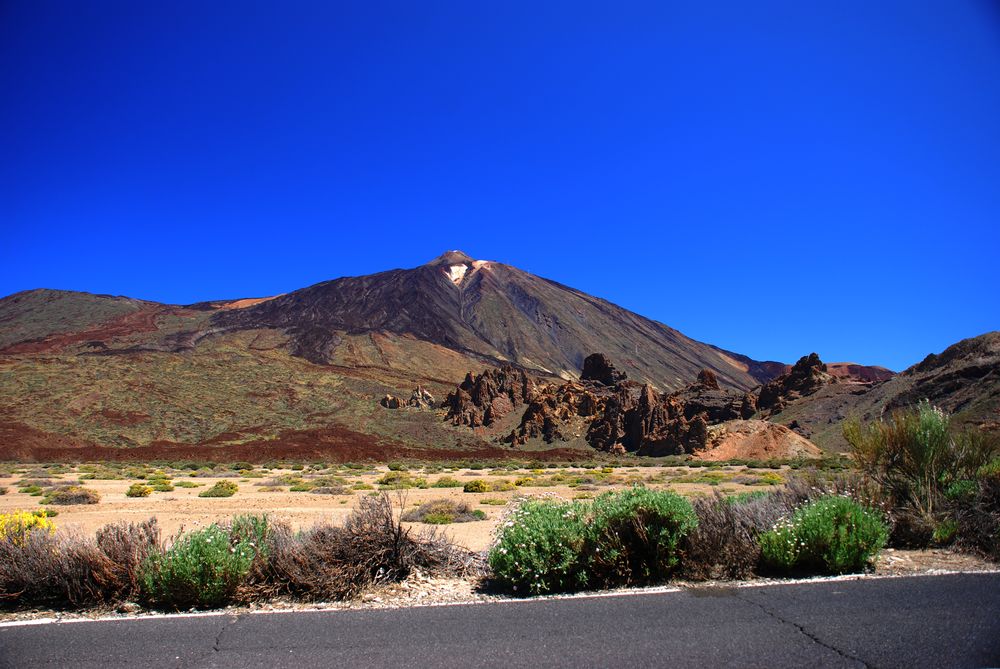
[765, 332, 1000, 451]
[212, 251, 774, 391]
[0, 251, 788, 459]
[0, 289, 152, 351]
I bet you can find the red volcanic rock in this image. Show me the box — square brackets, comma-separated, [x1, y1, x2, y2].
[380, 394, 404, 409]
[508, 382, 604, 445]
[757, 353, 834, 414]
[695, 369, 720, 390]
[580, 353, 627, 386]
[585, 372, 758, 456]
[444, 365, 535, 428]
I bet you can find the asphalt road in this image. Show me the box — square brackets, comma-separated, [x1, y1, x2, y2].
[1, 573, 998, 668]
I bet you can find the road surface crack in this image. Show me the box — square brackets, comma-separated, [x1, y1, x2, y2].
[212, 615, 238, 653]
[735, 592, 871, 668]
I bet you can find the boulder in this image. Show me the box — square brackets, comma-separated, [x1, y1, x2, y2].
[379, 394, 404, 409]
[580, 353, 627, 386]
[406, 386, 436, 409]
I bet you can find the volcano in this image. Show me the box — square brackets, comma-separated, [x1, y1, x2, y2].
[210, 251, 776, 390]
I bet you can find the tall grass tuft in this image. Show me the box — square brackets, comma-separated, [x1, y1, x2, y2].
[845, 401, 997, 546]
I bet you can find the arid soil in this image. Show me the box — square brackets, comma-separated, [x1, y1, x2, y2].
[0, 462, 995, 624]
[0, 464, 790, 549]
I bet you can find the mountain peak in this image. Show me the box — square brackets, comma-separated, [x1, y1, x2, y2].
[427, 250, 474, 266]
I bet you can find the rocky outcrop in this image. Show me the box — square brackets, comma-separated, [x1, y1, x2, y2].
[379, 394, 404, 409]
[407, 386, 436, 409]
[584, 369, 757, 456]
[580, 353, 627, 386]
[507, 382, 602, 445]
[757, 353, 835, 415]
[380, 386, 436, 410]
[444, 365, 535, 428]
[675, 369, 757, 423]
[449, 356, 807, 462]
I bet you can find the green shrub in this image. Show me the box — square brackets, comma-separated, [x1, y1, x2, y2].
[376, 472, 426, 489]
[174, 481, 201, 488]
[845, 401, 996, 546]
[760, 496, 888, 575]
[431, 477, 463, 488]
[489, 499, 590, 595]
[402, 499, 486, 524]
[463, 480, 491, 493]
[198, 481, 238, 498]
[126, 483, 153, 498]
[489, 488, 698, 595]
[586, 488, 697, 586]
[140, 516, 267, 609]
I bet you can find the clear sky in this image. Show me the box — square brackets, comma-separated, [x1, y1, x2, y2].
[2, 1, 998, 371]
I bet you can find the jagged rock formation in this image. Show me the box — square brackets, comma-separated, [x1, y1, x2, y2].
[487, 355, 760, 456]
[507, 382, 602, 445]
[443, 365, 535, 428]
[580, 353, 627, 386]
[585, 374, 757, 456]
[674, 369, 758, 423]
[407, 386, 436, 409]
[585, 383, 698, 456]
[380, 386, 437, 410]
[757, 353, 835, 415]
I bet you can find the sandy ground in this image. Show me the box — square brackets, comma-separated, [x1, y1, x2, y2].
[0, 463, 995, 624]
[0, 465, 782, 550]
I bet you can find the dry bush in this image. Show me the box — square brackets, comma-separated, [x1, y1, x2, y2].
[0, 531, 114, 607]
[681, 492, 788, 581]
[42, 486, 101, 505]
[0, 519, 160, 608]
[953, 475, 1000, 560]
[309, 485, 347, 495]
[96, 519, 160, 600]
[680, 472, 879, 581]
[243, 493, 478, 602]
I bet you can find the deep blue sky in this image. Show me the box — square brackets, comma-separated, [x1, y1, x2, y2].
[2, 1, 999, 371]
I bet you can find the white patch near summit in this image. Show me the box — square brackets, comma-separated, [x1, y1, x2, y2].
[446, 264, 469, 285]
